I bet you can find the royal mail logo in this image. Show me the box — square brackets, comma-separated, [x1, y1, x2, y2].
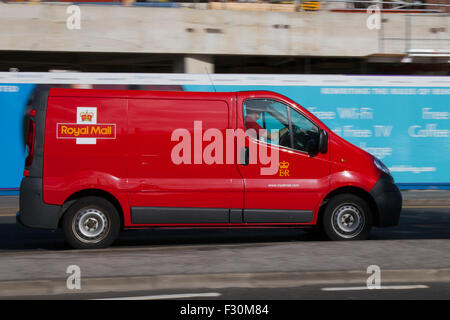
[57, 124, 116, 138]
[77, 107, 97, 124]
[57, 107, 116, 144]
[80, 110, 94, 122]
[279, 161, 290, 177]
[279, 161, 289, 169]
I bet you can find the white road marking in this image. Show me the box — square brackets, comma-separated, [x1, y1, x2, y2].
[321, 285, 429, 292]
[95, 292, 221, 300]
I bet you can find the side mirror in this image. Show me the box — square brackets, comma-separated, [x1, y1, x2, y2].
[318, 129, 328, 154]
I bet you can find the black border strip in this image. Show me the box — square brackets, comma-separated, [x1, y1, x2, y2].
[131, 207, 229, 224]
[244, 209, 313, 223]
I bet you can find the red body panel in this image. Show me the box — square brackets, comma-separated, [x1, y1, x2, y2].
[42, 88, 381, 228]
[127, 95, 242, 226]
[43, 94, 130, 220]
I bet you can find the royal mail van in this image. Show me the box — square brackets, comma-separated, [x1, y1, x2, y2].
[17, 88, 402, 249]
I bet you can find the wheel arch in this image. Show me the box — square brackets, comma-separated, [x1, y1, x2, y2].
[58, 188, 125, 229]
[318, 186, 380, 227]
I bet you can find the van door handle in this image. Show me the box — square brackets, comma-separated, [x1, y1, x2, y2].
[240, 147, 249, 166]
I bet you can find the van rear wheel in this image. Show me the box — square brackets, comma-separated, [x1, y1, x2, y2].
[323, 194, 372, 241]
[62, 196, 120, 249]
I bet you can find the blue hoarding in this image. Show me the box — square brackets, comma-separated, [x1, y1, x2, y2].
[0, 73, 449, 194]
[184, 84, 450, 189]
[0, 84, 35, 195]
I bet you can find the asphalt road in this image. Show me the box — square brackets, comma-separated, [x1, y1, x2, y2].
[7, 282, 450, 300]
[1, 207, 450, 251]
[0, 194, 449, 299]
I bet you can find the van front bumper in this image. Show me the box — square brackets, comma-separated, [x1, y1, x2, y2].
[370, 172, 402, 227]
[17, 177, 62, 230]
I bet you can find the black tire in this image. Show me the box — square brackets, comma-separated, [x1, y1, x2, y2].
[322, 194, 372, 241]
[61, 196, 121, 249]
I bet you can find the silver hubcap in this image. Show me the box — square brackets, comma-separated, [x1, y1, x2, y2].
[73, 208, 109, 243]
[331, 204, 364, 238]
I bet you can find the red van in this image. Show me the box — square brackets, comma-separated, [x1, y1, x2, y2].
[17, 88, 402, 249]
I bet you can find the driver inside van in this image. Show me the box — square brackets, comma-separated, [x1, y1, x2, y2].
[244, 101, 289, 142]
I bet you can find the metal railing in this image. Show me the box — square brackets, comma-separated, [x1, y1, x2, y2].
[3, 0, 450, 13]
[210, 0, 450, 13]
[323, 0, 450, 12]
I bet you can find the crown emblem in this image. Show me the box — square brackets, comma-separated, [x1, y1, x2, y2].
[279, 161, 289, 169]
[80, 110, 94, 122]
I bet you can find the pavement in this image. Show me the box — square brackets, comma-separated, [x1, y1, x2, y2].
[0, 196, 18, 215]
[0, 191, 449, 299]
[401, 190, 450, 207]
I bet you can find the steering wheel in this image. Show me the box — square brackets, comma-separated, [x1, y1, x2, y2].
[278, 125, 291, 148]
[290, 124, 307, 150]
[278, 125, 316, 152]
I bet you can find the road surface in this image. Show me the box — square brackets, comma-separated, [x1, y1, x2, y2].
[0, 192, 449, 299]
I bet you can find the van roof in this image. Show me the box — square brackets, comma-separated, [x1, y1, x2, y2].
[48, 88, 280, 99]
[48, 88, 328, 135]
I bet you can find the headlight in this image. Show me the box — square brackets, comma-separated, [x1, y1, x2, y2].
[374, 157, 391, 175]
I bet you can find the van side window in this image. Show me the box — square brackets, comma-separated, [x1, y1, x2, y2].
[243, 99, 291, 149]
[243, 98, 319, 154]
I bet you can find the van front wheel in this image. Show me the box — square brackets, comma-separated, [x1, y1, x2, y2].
[62, 196, 121, 249]
[323, 194, 372, 241]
